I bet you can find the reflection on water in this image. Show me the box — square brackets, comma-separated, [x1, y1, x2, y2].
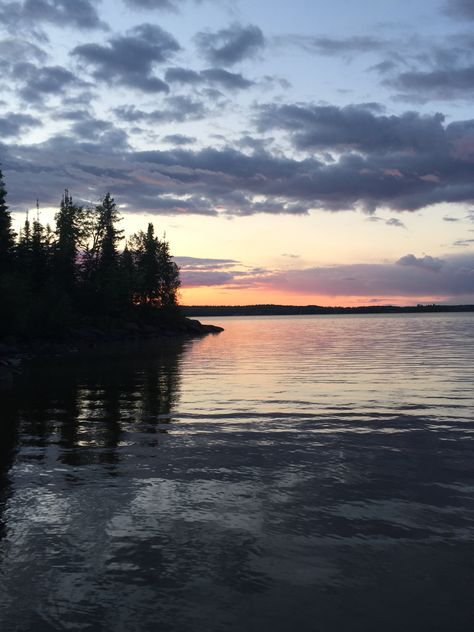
[0, 314, 474, 631]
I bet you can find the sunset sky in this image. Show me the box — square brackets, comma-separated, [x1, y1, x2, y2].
[1, 0, 474, 305]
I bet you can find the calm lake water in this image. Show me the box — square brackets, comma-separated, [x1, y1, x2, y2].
[1, 313, 473, 631]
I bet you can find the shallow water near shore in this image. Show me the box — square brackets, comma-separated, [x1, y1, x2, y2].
[0, 313, 473, 631]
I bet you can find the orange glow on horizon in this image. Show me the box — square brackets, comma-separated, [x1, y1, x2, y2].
[179, 286, 450, 307]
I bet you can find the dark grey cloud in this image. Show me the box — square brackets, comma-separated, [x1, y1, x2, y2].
[443, 215, 460, 221]
[14, 62, 85, 102]
[0, 112, 42, 137]
[444, 0, 474, 20]
[57, 109, 91, 122]
[114, 96, 207, 124]
[4, 98, 474, 217]
[165, 66, 254, 90]
[389, 65, 474, 101]
[195, 23, 265, 66]
[69, 115, 130, 150]
[0, 38, 46, 66]
[162, 134, 197, 145]
[397, 254, 445, 271]
[72, 24, 180, 92]
[165, 67, 202, 84]
[257, 103, 447, 153]
[0, 0, 105, 31]
[372, 36, 474, 103]
[200, 68, 254, 90]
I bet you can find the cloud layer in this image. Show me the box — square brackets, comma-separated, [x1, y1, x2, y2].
[177, 253, 474, 302]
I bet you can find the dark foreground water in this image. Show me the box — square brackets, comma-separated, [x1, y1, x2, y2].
[1, 313, 473, 632]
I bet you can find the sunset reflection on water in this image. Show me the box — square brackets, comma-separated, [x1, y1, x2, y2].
[0, 314, 473, 632]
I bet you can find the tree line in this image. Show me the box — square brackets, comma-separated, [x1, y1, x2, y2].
[0, 168, 180, 338]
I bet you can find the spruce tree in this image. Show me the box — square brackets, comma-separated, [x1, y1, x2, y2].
[157, 237, 180, 309]
[54, 189, 81, 291]
[30, 214, 50, 292]
[97, 193, 123, 269]
[95, 192, 124, 316]
[0, 168, 15, 275]
[16, 214, 32, 276]
[118, 245, 136, 312]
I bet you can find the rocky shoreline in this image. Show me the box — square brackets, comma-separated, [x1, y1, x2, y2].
[0, 317, 223, 390]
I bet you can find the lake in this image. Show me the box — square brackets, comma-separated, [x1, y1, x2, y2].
[0, 313, 473, 631]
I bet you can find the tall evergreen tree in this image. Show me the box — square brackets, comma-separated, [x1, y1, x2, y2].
[16, 213, 32, 275]
[131, 223, 161, 305]
[118, 244, 137, 312]
[30, 213, 51, 292]
[54, 190, 82, 291]
[94, 193, 124, 316]
[157, 237, 180, 309]
[0, 168, 15, 275]
[130, 223, 180, 310]
[97, 193, 123, 269]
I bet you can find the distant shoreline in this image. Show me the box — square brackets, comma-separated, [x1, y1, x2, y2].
[183, 304, 474, 317]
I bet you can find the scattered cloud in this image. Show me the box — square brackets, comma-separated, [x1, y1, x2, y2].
[175, 256, 239, 269]
[386, 218, 406, 228]
[256, 103, 446, 152]
[14, 63, 85, 102]
[3, 101, 474, 217]
[389, 65, 474, 102]
[200, 68, 254, 90]
[195, 23, 265, 66]
[0, 112, 42, 138]
[176, 253, 474, 301]
[165, 66, 254, 90]
[123, 0, 182, 11]
[0, 0, 106, 32]
[453, 238, 474, 246]
[279, 34, 387, 56]
[396, 254, 444, 271]
[165, 67, 202, 84]
[71, 24, 180, 92]
[0, 38, 47, 65]
[114, 96, 208, 124]
[162, 134, 197, 145]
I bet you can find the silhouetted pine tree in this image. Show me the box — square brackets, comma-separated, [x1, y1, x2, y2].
[118, 245, 136, 313]
[0, 172, 183, 338]
[16, 214, 32, 274]
[53, 190, 82, 292]
[0, 168, 15, 276]
[30, 215, 52, 293]
[157, 237, 180, 310]
[131, 223, 161, 306]
[129, 223, 180, 315]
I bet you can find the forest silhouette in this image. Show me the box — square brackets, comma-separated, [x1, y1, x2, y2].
[0, 168, 181, 339]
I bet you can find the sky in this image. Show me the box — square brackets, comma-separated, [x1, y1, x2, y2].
[1, 0, 474, 306]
